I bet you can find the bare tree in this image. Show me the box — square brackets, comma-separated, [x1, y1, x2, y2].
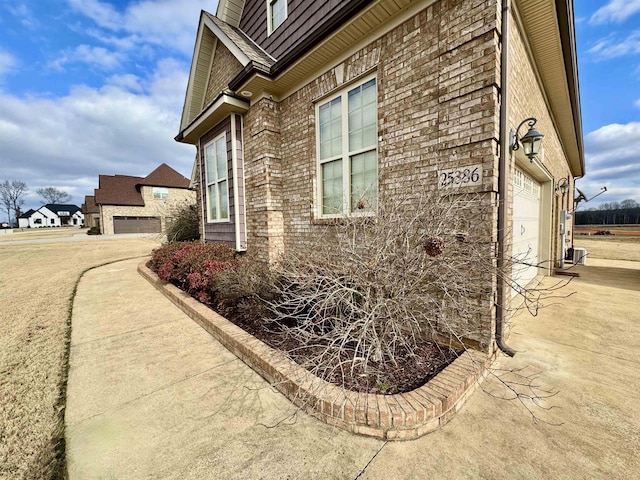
[0, 180, 28, 225]
[36, 187, 71, 204]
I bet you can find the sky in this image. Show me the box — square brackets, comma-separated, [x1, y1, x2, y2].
[0, 0, 638, 218]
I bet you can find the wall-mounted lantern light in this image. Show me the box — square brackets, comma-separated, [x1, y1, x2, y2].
[555, 177, 570, 196]
[510, 117, 544, 161]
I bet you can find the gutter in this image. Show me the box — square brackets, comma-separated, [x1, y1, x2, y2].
[555, 0, 585, 177]
[496, 0, 516, 357]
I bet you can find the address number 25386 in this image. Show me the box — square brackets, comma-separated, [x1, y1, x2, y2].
[438, 165, 482, 189]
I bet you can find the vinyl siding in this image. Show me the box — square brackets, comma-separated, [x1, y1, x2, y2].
[239, 0, 366, 59]
[200, 114, 246, 249]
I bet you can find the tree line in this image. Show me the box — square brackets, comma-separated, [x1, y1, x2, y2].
[0, 180, 72, 226]
[574, 199, 640, 225]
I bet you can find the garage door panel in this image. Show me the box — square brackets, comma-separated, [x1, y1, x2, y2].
[512, 168, 541, 293]
[113, 216, 161, 234]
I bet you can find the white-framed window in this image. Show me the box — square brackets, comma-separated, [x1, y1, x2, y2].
[204, 133, 229, 222]
[153, 187, 169, 200]
[316, 75, 378, 217]
[267, 0, 287, 34]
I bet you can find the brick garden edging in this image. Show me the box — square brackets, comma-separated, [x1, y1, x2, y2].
[138, 261, 493, 440]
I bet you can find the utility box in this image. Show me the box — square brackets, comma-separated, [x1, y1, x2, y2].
[573, 247, 587, 265]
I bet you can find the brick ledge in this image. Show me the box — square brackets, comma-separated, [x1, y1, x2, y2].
[138, 261, 493, 440]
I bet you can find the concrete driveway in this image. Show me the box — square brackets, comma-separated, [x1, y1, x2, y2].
[65, 257, 640, 479]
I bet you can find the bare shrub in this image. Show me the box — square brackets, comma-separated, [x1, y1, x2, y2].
[263, 188, 571, 418]
[267, 191, 496, 383]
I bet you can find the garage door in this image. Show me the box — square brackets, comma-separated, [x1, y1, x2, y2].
[113, 216, 161, 234]
[512, 167, 541, 294]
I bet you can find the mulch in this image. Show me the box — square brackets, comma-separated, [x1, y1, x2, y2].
[216, 306, 460, 395]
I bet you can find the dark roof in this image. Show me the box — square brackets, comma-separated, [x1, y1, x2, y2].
[204, 12, 275, 74]
[19, 209, 36, 219]
[93, 164, 190, 206]
[95, 175, 145, 206]
[137, 163, 191, 188]
[82, 195, 99, 214]
[44, 204, 81, 215]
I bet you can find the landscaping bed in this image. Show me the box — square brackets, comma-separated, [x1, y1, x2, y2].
[147, 241, 461, 396]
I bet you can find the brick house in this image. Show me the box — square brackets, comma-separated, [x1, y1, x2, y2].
[93, 163, 195, 235]
[175, 0, 583, 354]
[81, 195, 100, 228]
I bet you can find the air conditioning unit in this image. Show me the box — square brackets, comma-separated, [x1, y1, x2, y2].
[573, 247, 587, 265]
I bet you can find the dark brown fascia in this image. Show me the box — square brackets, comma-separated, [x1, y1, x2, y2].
[556, 0, 585, 177]
[228, 0, 376, 92]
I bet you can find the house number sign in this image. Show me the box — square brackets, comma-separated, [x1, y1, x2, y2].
[438, 164, 482, 189]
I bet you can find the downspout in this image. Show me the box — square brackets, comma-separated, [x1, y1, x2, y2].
[496, 0, 516, 357]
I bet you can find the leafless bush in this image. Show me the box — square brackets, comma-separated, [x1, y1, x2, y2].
[266, 191, 495, 380]
[263, 187, 571, 419]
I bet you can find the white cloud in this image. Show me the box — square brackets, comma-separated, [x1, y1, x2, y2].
[588, 31, 640, 60]
[4, 2, 39, 29]
[67, 0, 203, 55]
[0, 49, 17, 78]
[580, 122, 640, 207]
[590, 0, 640, 24]
[49, 45, 126, 71]
[0, 59, 195, 210]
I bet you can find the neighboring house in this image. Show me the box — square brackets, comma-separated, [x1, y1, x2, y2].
[82, 195, 100, 228]
[93, 163, 195, 235]
[175, 0, 583, 354]
[18, 204, 83, 228]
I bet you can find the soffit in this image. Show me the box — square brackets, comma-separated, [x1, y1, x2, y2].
[516, 0, 583, 177]
[178, 94, 250, 145]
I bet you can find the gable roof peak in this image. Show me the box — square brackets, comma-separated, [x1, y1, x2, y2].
[139, 163, 190, 188]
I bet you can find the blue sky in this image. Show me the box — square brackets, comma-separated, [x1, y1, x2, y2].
[0, 0, 638, 216]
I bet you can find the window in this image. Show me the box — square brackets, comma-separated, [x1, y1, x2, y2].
[34, 218, 42, 224]
[204, 133, 229, 222]
[268, 0, 287, 34]
[153, 187, 169, 200]
[317, 76, 378, 216]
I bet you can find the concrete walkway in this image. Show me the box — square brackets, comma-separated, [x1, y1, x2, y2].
[65, 257, 640, 479]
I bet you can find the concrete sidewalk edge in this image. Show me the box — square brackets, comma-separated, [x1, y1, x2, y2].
[137, 260, 493, 440]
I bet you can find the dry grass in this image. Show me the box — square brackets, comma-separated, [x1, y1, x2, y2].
[0, 227, 81, 242]
[0, 232, 160, 479]
[574, 238, 640, 262]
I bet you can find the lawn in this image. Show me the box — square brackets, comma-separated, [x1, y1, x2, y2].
[0, 230, 160, 479]
[0, 227, 634, 478]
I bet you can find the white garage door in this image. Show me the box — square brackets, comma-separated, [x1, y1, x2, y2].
[512, 167, 541, 295]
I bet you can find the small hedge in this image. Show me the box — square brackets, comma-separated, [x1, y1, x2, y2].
[148, 241, 237, 305]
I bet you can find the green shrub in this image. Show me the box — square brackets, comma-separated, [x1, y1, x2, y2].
[86, 226, 101, 235]
[216, 254, 279, 322]
[166, 202, 200, 242]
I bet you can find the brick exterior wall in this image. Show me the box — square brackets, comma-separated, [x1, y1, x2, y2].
[508, 8, 574, 267]
[204, 41, 243, 107]
[100, 187, 196, 235]
[196, 0, 576, 350]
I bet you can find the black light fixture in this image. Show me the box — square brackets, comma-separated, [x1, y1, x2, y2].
[556, 177, 570, 196]
[510, 117, 544, 161]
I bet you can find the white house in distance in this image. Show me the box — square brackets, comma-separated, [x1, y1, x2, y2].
[18, 204, 84, 228]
